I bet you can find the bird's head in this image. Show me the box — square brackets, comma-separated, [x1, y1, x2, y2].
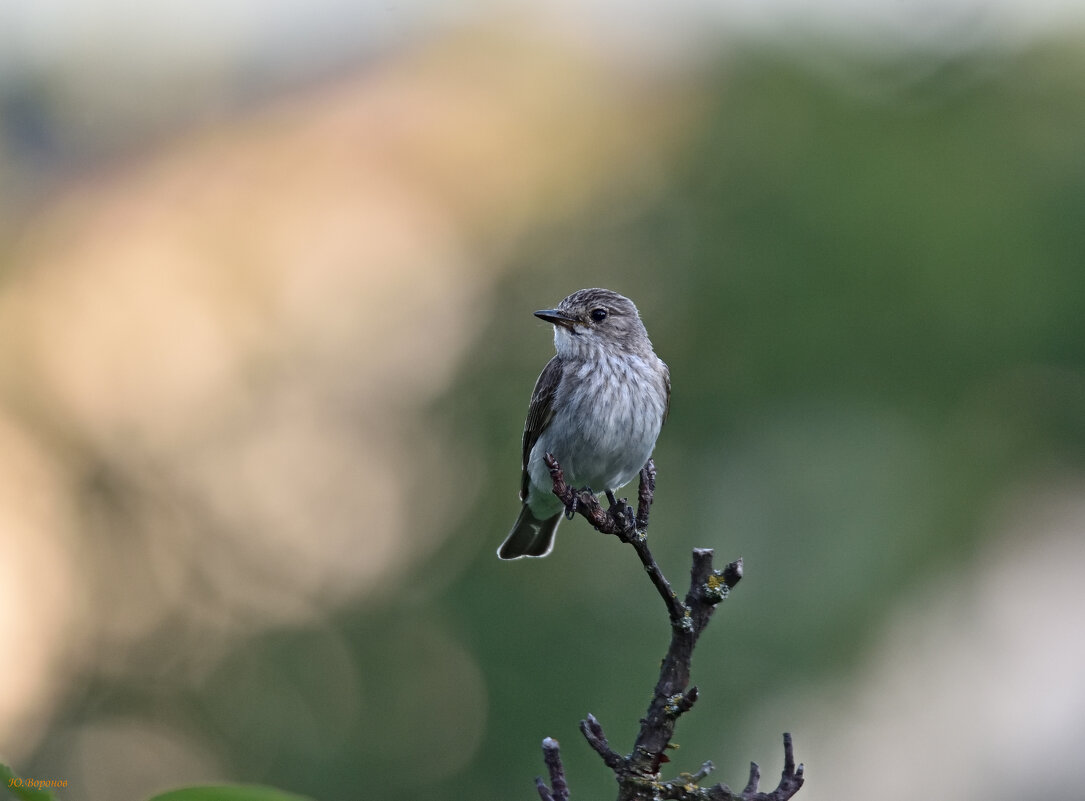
[535, 288, 650, 358]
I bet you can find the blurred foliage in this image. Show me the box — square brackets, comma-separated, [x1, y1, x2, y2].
[7, 35, 1085, 801]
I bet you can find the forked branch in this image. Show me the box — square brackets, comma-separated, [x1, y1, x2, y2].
[533, 455, 804, 801]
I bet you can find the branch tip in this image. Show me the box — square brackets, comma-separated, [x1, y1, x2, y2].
[743, 762, 760, 794]
[691, 761, 715, 782]
[580, 713, 624, 771]
[536, 735, 569, 801]
[772, 732, 805, 798]
[782, 733, 794, 772]
[535, 777, 554, 801]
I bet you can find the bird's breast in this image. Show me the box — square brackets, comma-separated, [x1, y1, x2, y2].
[534, 353, 666, 492]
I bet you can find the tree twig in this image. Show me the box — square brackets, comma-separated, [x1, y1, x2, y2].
[579, 713, 625, 772]
[545, 455, 686, 626]
[531, 455, 804, 801]
[536, 737, 569, 801]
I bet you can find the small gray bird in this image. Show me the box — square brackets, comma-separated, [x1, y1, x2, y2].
[497, 288, 670, 559]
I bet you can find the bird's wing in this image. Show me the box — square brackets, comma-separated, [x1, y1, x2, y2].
[520, 355, 563, 501]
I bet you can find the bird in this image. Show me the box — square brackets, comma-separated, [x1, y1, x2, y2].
[497, 288, 670, 559]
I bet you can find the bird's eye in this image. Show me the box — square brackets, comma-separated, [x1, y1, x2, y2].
[590, 308, 607, 322]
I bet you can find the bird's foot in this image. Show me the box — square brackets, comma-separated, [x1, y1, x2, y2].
[563, 485, 603, 520]
[563, 493, 578, 520]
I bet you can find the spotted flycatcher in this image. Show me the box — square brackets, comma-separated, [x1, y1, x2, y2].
[497, 288, 670, 559]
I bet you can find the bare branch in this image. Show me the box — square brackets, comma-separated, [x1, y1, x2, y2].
[530, 457, 803, 801]
[635, 458, 656, 530]
[742, 762, 761, 796]
[536, 737, 569, 801]
[544, 453, 686, 625]
[771, 733, 805, 801]
[580, 713, 624, 772]
[536, 777, 555, 801]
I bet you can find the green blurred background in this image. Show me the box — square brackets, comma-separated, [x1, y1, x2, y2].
[2, 4, 1085, 801]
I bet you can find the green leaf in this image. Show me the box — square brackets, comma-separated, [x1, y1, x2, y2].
[0, 764, 60, 801]
[147, 785, 316, 801]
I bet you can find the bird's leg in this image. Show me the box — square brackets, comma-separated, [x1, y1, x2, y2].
[564, 493, 578, 520]
[566, 486, 597, 519]
[605, 490, 619, 507]
[563, 485, 598, 519]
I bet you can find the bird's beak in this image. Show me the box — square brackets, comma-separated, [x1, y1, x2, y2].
[534, 308, 578, 330]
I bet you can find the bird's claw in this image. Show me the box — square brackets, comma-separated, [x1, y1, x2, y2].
[564, 493, 578, 520]
[565, 486, 595, 520]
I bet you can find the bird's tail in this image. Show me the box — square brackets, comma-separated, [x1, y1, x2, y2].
[497, 506, 562, 559]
